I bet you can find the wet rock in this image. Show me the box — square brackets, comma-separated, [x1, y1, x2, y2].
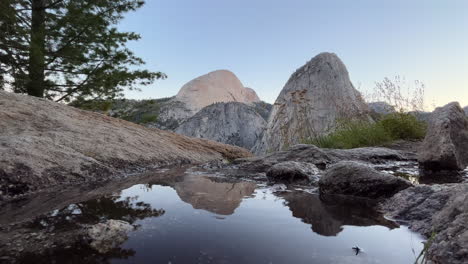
[233, 144, 411, 175]
[381, 183, 468, 264]
[87, 219, 134, 253]
[266, 161, 320, 184]
[254, 52, 372, 154]
[319, 161, 412, 198]
[418, 102, 468, 172]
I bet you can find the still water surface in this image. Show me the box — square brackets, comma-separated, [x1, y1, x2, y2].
[20, 173, 424, 264]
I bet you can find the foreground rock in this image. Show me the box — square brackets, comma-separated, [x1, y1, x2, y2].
[381, 184, 468, 264]
[319, 161, 412, 198]
[266, 161, 320, 184]
[87, 220, 134, 253]
[175, 70, 260, 114]
[254, 52, 371, 154]
[418, 102, 468, 173]
[0, 91, 251, 197]
[175, 102, 266, 150]
[234, 144, 409, 173]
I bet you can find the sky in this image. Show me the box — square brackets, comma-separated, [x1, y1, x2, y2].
[119, 0, 468, 109]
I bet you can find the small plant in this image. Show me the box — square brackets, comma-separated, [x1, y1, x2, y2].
[414, 231, 437, 264]
[380, 113, 427, 140]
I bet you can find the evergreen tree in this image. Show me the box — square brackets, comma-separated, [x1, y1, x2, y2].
[0, 0, 165, 102]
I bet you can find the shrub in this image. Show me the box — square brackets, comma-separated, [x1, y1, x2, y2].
[303, 113, 426, 149]
[303, 120, 392, 149]
[379, 113, 427, 140]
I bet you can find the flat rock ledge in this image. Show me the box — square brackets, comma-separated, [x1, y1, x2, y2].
[0, 91, 251, 199]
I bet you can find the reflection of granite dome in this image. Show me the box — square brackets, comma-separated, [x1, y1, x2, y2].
[173, 176, 256, 215]
[175, 70, 260, 113]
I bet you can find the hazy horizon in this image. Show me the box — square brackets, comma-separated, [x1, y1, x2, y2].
[119, 0, 468, 109]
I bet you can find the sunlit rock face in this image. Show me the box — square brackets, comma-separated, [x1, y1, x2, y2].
[253, 53, 371, 154]
[175, 70, 260, 114]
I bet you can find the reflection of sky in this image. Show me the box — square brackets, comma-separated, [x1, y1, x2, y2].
[119, 0, 468, 109]
[113, 183, 424, 264]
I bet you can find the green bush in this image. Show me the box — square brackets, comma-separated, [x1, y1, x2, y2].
[303, 113, 426, 149]
[304, 120, 392, 149]
[379, 113, 427, 140]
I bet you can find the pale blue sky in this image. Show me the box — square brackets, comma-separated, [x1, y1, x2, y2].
[120, 0, 468, 109]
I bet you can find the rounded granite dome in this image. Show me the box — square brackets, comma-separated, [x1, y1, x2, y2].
[175, 70, 260, 113]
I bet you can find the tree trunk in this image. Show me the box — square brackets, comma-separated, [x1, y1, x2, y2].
[26, 0, 46, 97]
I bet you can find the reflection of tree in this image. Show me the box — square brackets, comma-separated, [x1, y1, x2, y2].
[17, 240, 135, 264]
[18, 194, 165, 263]
[27, 195, 165, 231]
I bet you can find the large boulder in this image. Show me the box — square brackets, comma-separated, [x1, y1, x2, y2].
[266, 161, 320, 184]
[319, 161, 412, 198]
[464, 106, 468, 116]
[254, 53, 371, 154]
[175, 102, 266, 150]
[418, 102, 468, 172]
[381, 184, 468, 264]
[175, 70, 260, 114]
[0, 91, 251, 197]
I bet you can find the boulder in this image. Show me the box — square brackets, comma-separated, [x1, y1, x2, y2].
[266, 161, 320, 183]
[254, 52, 371, 154]
[381, 183, 468, 264]
[87, 219, 134, 253]
[319, 161, 412, 198]
[418, 102, 468, 172]
[464, 105, 468, 116]
[175, 102, 266, 150]
[0, 91, 251, 197]
[368, 101, 396, 115]
[175, 70, 260, 114]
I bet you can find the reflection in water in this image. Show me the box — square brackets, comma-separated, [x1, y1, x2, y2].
[171, 176, 256, 215]
[27, 194, 165, 231]
[281, 192, 398, 236]
[9, 173, 424, 264]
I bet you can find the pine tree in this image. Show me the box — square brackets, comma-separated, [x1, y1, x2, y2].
[0, 0, 165, 102]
